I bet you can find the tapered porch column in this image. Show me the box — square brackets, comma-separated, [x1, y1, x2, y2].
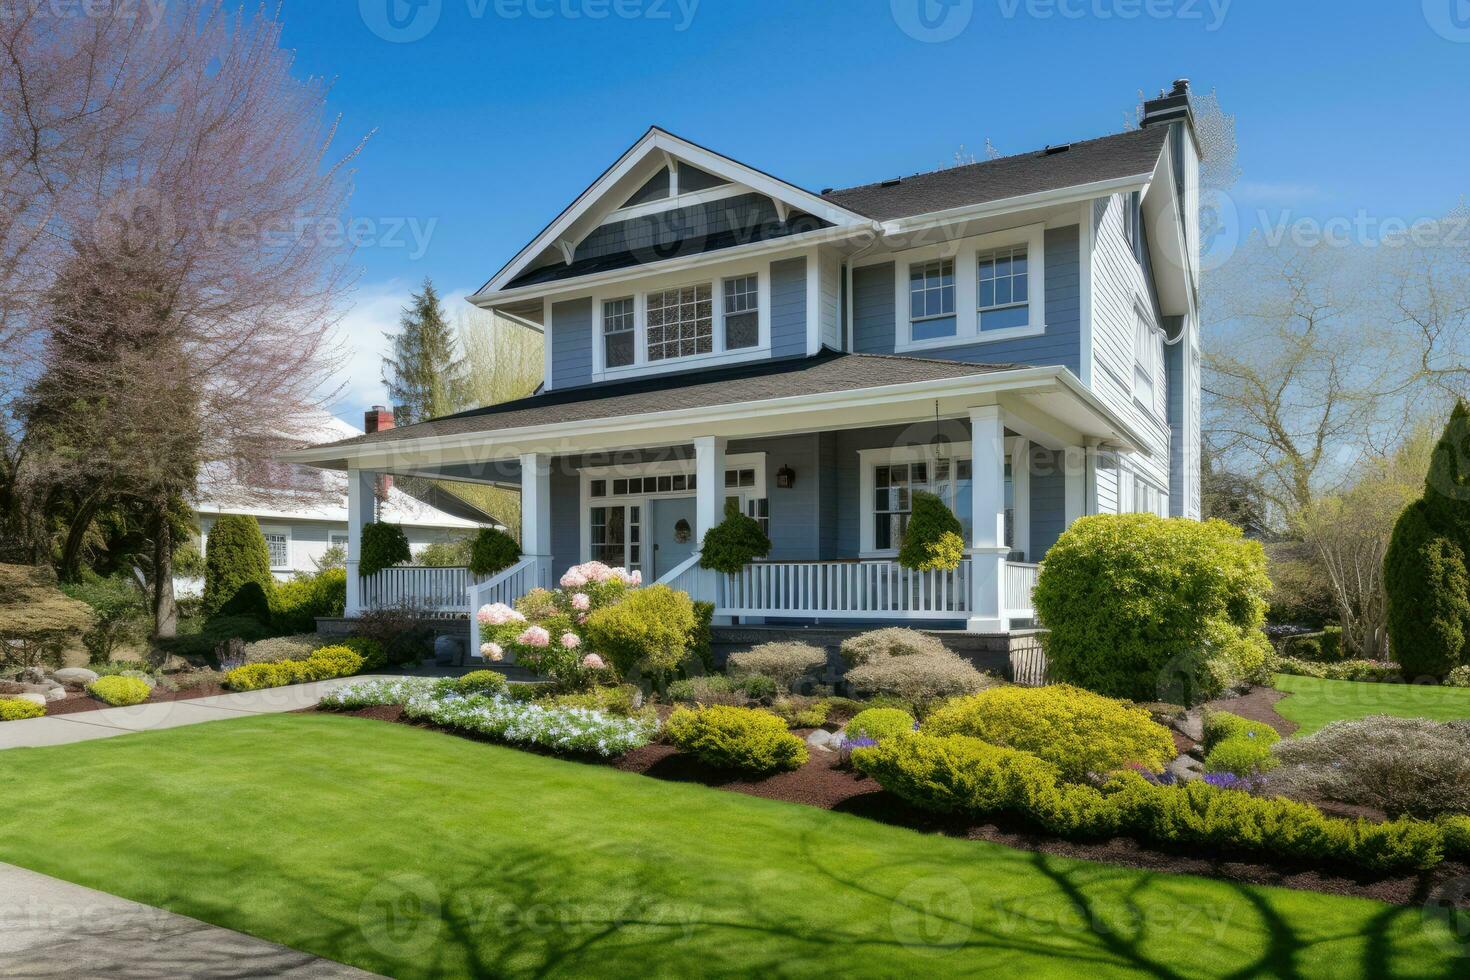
[694, 436, 727, 543]
[520, 453, 552, 564]
[968, 406, 1009, 633]
[344, 465, 376, 617]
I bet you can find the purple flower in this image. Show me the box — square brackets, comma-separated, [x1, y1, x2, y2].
[1204, 772, 1252, 791]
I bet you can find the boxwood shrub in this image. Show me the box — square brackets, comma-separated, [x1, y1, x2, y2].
[87, 675, 151, 706]
[224, 644, 364, 691]
[202, 514, 274, 618]
[697, 499, 771, 574]
[0, 698, 46, 721]
[1033, 514, 1272, 704]
[846, 707, 916, 742]
[666, 704, 808, 774]
[469, 528, 521, 576]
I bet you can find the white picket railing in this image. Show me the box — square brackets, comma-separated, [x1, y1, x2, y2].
[360, 566, 476, 616]
[717, 559, 972, 620]
[467, 556, 554, 661]
[1004, 561, 1041, 618]
[654, 551, 716, 602]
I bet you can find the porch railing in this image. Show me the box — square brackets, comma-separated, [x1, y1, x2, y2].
[718, 559, 972, 620]
[361, 566, 476, 616]
[1004, 561, 1041, 619]
[467, 556, 554, 661]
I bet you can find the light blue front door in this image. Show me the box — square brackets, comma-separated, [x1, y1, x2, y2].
[650, 496, 698, 580]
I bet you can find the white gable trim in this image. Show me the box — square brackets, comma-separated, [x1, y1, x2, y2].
[474, 128, 872, 299]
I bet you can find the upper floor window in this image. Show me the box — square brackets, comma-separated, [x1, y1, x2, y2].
[1123, 190, 1141, 256]
[646, 284, 713, 361]
[908, 258, 955, 341]
[977, 245, 1029, 331]
[1133, 309, 1159, 407]
[723, 275, 759, 350]
[603, 298, 635, 368]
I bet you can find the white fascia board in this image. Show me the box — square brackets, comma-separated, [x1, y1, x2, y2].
[1139, 147, 1194, 317]
[878, 173, 1155, 239]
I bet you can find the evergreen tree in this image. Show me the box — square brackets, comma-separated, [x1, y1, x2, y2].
[382, 279, 469, 425]
[1384, 401, 1470, 678]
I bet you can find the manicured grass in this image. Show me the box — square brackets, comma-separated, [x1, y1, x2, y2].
[1273, 673, 1470, 736]
[0, 715, 1458, 978]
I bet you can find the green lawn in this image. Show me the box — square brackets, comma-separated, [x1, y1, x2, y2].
[1273, 673, 1470, 736]
[0, 715, 1459, 978]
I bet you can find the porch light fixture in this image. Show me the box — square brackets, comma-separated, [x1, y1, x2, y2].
[776, 464, 796, 489]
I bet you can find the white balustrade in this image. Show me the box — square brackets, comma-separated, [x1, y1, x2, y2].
[360, 566, 475, 616]
[716, 560, 972, 620]
[466, 556, 554, 661]
[1003, 561, 1041, 618]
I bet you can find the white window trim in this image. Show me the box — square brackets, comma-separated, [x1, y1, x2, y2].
[857, 441, 1024, 558]
[588, 257, 772, 382]
[261, 526, 291, 571]
[890, 223, 1047, 353]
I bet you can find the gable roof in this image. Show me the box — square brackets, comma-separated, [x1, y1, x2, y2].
[819, 127, 1169, 221]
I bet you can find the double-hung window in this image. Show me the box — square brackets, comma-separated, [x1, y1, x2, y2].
[264, 532, 289, 569]
[723, 275, 759, 350]
[1133, 310, 1158, 407]
[870, 454, 1009, 553]
[977, 245, 1029, 331]
[646, 283, 713, 361]
[603, 298, 635, 368]
[908, 259, 955, 341]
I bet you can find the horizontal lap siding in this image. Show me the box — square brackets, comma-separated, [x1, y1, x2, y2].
[550, 466, 581, 575]
[731, 434, 819, 559]
[550, 298, 593, 389]
[769, 257, 807, 359]
[1028, 448, 1067, 559]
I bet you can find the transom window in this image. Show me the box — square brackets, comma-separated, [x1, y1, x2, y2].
[603, 298, 635, 368]
[723, 276, 759, 350]
[263, 532, 288, 569]
[977, 245, 1029, 331]
[646, 283, 713, 361]
[908, 259, 956, 342]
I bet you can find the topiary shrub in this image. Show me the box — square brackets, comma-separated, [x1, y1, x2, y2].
[359, 522, 411, 578]
[0, 698, 46, 721]
[87, 675, 151, 706]
[582, 584, 696, 681]
[203, 515, 274, 618]
[1033, 514, 1272, 704]
[839, 627, 949, 668]
[666, 704, 808, 774]
[469, 527, 521, 576]
[698, 498, 771, 574]
[726, 642, 827, 691]
[897, 490, 966, 571]
[923, 684, 1177, 780]
[846, 707, 916, 742]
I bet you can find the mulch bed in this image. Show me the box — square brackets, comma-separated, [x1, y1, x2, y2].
[40, 682, 232, 716]
[1200, 685, 1299, 737]
[319, 704, 1470, 909]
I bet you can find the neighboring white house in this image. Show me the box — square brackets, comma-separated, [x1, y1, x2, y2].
[178, 409, 494, 596]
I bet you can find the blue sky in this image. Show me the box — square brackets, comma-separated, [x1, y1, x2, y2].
[286, 0, 1470, 414]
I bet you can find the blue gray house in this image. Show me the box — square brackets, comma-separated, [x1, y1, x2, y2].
[286, 80, 1202, 651]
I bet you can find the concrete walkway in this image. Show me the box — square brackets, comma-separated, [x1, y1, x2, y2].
[0, 674, 417, 751]
[0, 862, 377, 978]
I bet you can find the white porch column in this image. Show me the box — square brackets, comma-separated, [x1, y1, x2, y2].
[345, 465, 376, 617]
[519, 453, 553, 565]
[1064, 446, 1087, 528]
[694, 436, 727, 543]
[1009, 437, 1031, 562]
[968, 406, 1008, 633]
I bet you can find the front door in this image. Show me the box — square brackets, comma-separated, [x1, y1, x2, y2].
[650, 496, 698, 580]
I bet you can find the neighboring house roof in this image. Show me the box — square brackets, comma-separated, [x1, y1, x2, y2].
[819, 127, 1170, 221]
[309, 350, 1019, 450]
[196, 413, 492, 529]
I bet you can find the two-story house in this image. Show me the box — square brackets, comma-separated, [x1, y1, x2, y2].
[285, 80, 1202, 654]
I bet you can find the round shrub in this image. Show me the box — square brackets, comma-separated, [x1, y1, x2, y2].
[1201, 710, 1281, 753]
[441, 670, 509, 698]
[839, 628, 949, 668]
[844, 650, 992, 707]
[1204, 735, 1279, 778]
[1266, 716, 1470, 818]
[846, 707, 916, 742]
[1447, 665, 1470, 688]
[666, 704, 808, 774]
[203, 515, 274, 618]
[582, 584, 696, 680]
[852, 732, 1070, 818]
[897, 491, 966, 571]
[470, 528, 521, 576]
[0, 698, 46, 721]
[923, 684, 1177, 780]
[241, 633, 321, 665]
[771, 697, 830, 728]
[666, 674, 745, 706]
[698, 498, 771, 574]
[726, 642, 827, 691]
[87, 675, 151, 706]
[359, 522, 411, 578]
[1033, 514, 1272, 704]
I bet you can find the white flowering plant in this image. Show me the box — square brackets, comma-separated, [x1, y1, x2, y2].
[475, 561, 641, 690]
[318, 677, 439, 709]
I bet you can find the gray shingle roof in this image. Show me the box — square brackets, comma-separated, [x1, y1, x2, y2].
[318, 350, 1018, 450]
[820, 127, 1168, 221]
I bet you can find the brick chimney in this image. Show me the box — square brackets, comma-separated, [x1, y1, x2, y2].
[364, 405, 395, 500]
[1141, 78, 1193, 129]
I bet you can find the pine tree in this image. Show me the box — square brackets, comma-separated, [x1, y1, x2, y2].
[381, 278, 469, 425]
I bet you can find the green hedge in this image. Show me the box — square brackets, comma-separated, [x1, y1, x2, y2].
[270, 569, 346, 634]
[203, 515, 274, 618]
[1033, 514, 1272, 704]
[223, 645, 364, 691]
[666, 704, 808, 774]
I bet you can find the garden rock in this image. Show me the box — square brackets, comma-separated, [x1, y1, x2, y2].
[1166, 754, 1205, 782]
[806, 729, 840, 752]
[14, 692, 46, 707]
[52, 667, 99, 687]
[19, 681, 62, 696]
[42, 687, 66, 702]
[17, 667, 48, 685]
[156, 656, 193, 675]
[1174, 709, 1205, 743]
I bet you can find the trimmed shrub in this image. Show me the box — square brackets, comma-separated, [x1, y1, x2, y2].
[698, 498, 771, 574]
[1267, 716, 1470, 819]
[469, 528, 521, 576]
[217, 581, 272, 624]
[0, 698, 46, 721]
[1204, 736, 1279, 778]
[1443, 815, 1470, 861]
[582, 585, 696, 680]
[846, 707, 916, 742]
[1201, 710, 1281, 753]
[223, 644, 364, 691]
[845, 651, 992, 707]
[241, 634, 321, 664]
[666, 704, 808, 774]
[87, 675, 151, 706]
[771, 697, 830, 728]
[897, 490, 966, 572]
[1033, 514, 1272, 704]
[359, 522, 411, 578]
[203, 515, 274, 618]
[726, 642, 827, 691]
[0, 564, 95, 670]
[923, 685, 1177, 780]
[438, 670, 508, 698]
[270, 568, 346, 634]
[839, 628, 949, 668]
[339, 636, 387, 670]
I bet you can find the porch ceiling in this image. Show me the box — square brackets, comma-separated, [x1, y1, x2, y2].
[281, 350, 1146, 475]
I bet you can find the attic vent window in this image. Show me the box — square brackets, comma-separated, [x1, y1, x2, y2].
[1043, 144, 1071, 155]
[880, 177, 904, 187]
